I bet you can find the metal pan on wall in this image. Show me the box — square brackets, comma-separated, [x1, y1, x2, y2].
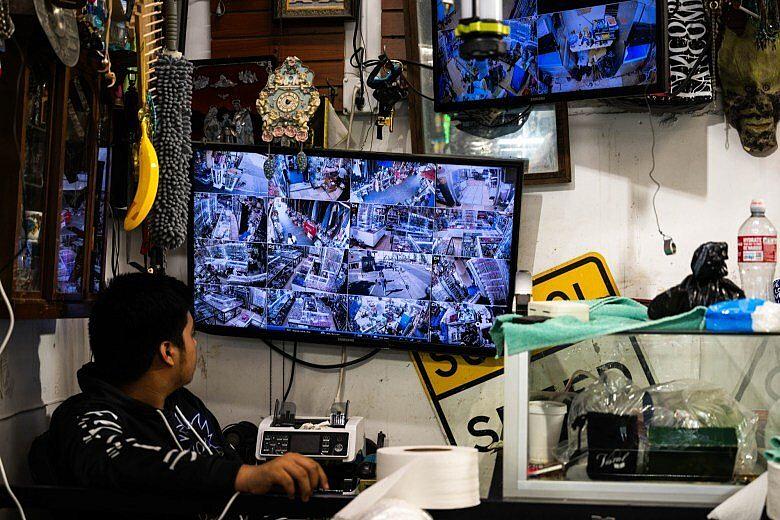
[33, 0, 80, 67]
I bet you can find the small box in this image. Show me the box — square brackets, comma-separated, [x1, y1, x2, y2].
[646, 427, 738, 482]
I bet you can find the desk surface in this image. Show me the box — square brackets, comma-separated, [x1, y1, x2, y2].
[0, 485, 718, 519]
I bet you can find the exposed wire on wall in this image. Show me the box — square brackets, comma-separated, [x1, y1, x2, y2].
[332, 86, 361, 148]
[402, 72, 435, 102]
[283, 342, 297, 403]
[644, 92, 676, 255]
[267, 342, 273, 416]
[399, 59, 435, 71]
[333, 347, 348, 404]
[263, 340, 381, 370]
[361, 112, 375, 150]
[0, 279, 29, 520]
[349, 0, 367, 110]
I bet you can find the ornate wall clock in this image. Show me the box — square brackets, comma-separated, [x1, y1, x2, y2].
[256, 56, 320, 144]
[256, 56, 321, 173]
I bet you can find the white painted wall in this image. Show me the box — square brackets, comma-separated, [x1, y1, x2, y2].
[0, 319, 90, 482]
[1, 0, 778, 498]
[164, 109, 780, 453]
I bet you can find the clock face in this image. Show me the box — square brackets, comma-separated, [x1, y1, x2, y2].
[276, 92, 300, 113]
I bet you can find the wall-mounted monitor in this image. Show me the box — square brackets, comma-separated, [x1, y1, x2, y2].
[189, 144, 526, 355]
[433, 0, 667, 111]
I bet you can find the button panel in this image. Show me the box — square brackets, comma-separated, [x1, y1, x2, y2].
[261, 432, 350, 457]
[261, 432, 291, 455]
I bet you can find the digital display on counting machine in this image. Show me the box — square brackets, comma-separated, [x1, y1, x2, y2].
[290, 434, 321, 454]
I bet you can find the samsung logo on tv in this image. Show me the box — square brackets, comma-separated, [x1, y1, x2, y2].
[338, 337, 356, 343]
[529, 96, 545, 102]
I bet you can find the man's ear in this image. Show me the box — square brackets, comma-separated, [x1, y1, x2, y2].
[159, 341, 176, 367]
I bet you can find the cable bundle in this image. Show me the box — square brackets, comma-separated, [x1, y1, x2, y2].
[150, 53, 193, 250]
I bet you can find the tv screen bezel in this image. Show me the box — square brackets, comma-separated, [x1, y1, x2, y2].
[431, 0, 669, 112]
[188, 143, 527, 356]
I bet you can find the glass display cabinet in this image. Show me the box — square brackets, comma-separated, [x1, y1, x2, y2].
[503, 331, 780, 507]
[0, 24, 110, 318]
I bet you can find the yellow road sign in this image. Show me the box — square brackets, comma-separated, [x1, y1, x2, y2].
[532, 252, 619, 301]
[412, 252, 619, 445]
[412, 352, 503, 400]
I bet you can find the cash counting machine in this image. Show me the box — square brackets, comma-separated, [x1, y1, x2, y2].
[256, 401, 366, 493]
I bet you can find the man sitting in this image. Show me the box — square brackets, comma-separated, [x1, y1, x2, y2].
[39, 273, 327, 500]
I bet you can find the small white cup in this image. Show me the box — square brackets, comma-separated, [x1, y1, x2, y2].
[528, 400, 568, 465]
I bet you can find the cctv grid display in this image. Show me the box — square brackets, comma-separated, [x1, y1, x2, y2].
[190, 145, 521, 351]
[434, 0, 664, 109]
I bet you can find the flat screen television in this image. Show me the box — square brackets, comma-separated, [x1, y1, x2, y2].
[188, 144, 526, 355]
[433, 0, 667, 111]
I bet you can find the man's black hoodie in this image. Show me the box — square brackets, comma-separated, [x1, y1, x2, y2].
[44, 362, 243, 494]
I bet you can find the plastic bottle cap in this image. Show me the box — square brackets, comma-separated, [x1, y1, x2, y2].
[751, 199, 766, 214]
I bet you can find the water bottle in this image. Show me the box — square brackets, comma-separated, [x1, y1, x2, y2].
[738, 199, 777, 300]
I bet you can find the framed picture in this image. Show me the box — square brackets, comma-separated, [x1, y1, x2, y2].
[274, 0, 357, 20]
[191, 57, 330, 149]
[191, 57, 276, 144]
[404, 0, 571, 185]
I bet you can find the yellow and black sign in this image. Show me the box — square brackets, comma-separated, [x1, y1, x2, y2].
[412, 252, 620, 445]
[532, 252, 620, 302]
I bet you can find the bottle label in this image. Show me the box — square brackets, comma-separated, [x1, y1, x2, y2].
[738, 236, 777, 262]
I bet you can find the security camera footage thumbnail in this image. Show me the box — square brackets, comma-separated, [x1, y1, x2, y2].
[192, 148, 520, 350]
[435, 0, 659, 105]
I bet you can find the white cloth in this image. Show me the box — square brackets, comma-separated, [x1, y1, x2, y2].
[707, 472, 767, 520]
[753, 302, 780, 332]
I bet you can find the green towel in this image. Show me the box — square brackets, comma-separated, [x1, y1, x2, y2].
[491, 297, 707, 356]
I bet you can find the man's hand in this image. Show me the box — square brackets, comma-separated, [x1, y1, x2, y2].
[234, 454, 329, 501]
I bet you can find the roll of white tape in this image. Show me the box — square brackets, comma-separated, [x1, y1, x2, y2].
[768, 461, 780, 519]
[334, 446, 480, 519]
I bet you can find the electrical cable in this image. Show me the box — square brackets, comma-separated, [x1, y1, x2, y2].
[360, 112, 375, 150]
[268, 343, 272, 415]
[350, 0, 366, 108]
[281, 342, 285, 405]
[331, 85, 361, 148]
[282, 342, 297, 403]
[401, 72, 435, 102]
[644, 89, 673, 245]
[334, 347, 347, 404]
[263, 340, 381, 370]
[398, 58, 434, 71]
[0, 279, 28, 520]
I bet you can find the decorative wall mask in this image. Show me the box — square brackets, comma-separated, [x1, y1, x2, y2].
[719, 15, 780, 156]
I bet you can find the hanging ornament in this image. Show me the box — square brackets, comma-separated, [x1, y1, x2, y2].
[296, 145, 307, 171]
[264, 154, 275, 180]
[256, 56, 320, 165]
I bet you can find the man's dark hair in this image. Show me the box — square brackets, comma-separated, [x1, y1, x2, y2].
[89, 273, 191, 385]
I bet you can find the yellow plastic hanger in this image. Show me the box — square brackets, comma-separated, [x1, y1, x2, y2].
[124, 0, 161, 231]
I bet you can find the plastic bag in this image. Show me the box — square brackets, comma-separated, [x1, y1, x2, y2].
[753, 302, 780, 332]
[564, 369, 758, 480]
[705, 299, 766, 332]
[648, 242, 745, 320]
